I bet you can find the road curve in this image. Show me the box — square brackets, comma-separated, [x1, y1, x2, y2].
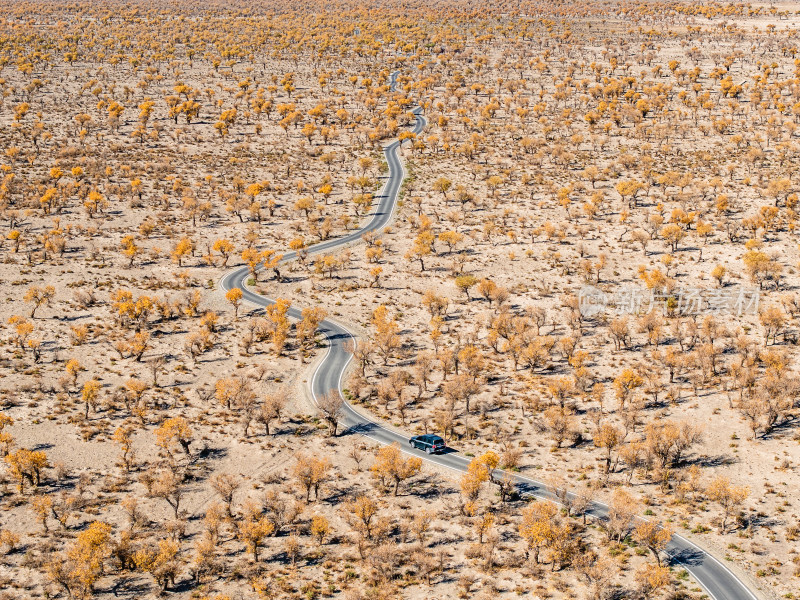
[221, 71, 758, 600]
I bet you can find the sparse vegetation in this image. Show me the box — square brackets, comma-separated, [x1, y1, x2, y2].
[0, 1, 797, 599]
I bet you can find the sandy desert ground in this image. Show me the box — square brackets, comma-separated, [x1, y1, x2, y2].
[1, 1, 800, 599]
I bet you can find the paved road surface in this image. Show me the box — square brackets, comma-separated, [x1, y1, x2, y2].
[221, 70, 758, 600]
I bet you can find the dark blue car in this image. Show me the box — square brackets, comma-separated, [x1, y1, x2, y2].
[409, 434, 446, 454]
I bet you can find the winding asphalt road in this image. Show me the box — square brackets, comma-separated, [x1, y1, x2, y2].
[221, 71, 758, 600]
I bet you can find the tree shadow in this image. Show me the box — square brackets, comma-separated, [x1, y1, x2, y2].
[685, 454, 737, 468]
[195, 446, 227, 461]
[323, 484, 359, 505]
[760, 416, 799, 439]
[666, 545, 705, 567]
[746, 512, 780, 529]
[53, 314, 86, 323]
[341, 420, 381, 437]
[169, 577, 197, 594]
[107, 575, 152, 598]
